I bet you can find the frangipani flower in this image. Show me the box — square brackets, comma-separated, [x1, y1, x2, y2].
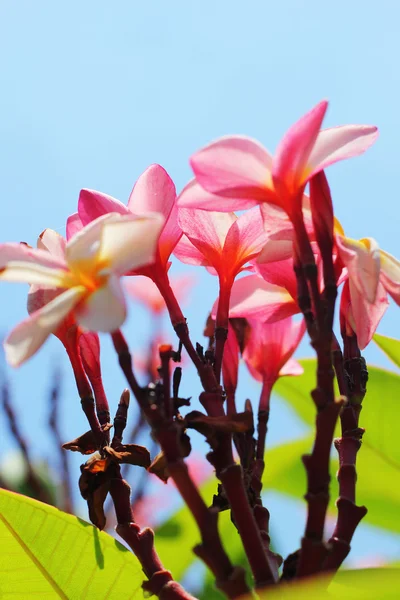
[335, 235, 399, 348]
[27, 228, 107, 405]
[76, 164, 186, 324]
[0, 212, 163, 366]
[244, 316, 305, 410]
[180, 101, 378, 224]
[175, 206, 268, 327]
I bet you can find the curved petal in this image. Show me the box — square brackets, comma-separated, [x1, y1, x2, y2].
[272, 100, 328, 192]
[178, 208, 236, 268]
[128, 164, 176, 221]
[306, 125, 378, 181]
[177, 179, 259, 212]
[78, 189, 129, 226]
[216, 274, 298, 323]
[66, 214, 115, 271]
[190, 135, 274, 201]
[66, 212, 83, 241]
[380, 248, 400, 305]
[349, 279, 389, 350]
[173, 234, 207, 267]
[0, 261, 71, 288]
[0, 242, 67, 270]
[157, 203, 182, 266]
[99, 213, 164, 274]
[336, 236, 380, 303]
[255, 259, 298, 299]
[223, 206, 268, 268]
[75, 276, 126, 332]
[37, 229, 66, 260]
[4, 286, 85, 367]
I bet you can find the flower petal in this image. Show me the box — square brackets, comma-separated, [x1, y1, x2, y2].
[190, 135, 274, 201]
[379, 249, 400, 305]
[4, 286, 85, 366]
[178, 208, 236, 269]
[173, 234, 208, 267]
[157, 203, 182, 266]
[216, 274, 298, 323]
[79, 189, 129, 226]
[178, 179, 261, 212]
[128, 164, 176, 221]
[37, 229, 66, 260]
[66, 213, 83, 241]
[272, 100, 328, 193]
[336, 236, 380, 303]
[307, 125, 378, 181]
[75, 276, 126, 332]
[223, 206, 268, 269]
[99, 213, 164, 274]
[347, 279, 389, 350]
[0, 242, 67, 270]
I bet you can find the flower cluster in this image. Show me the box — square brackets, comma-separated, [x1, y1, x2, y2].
[1, 101, 398, 401]
[2, 99, 399, 595]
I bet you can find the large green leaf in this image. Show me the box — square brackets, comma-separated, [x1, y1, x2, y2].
[275, 360, 400, 469]
[374, 333, 400, 369]
[255, 567, 400, 599]
[0, 489, 144, 599]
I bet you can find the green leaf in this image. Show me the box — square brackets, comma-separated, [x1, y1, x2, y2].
[255, 567, 400, 599]
[261, 436, 400, 534]
[0, 489, 144, 599]
[374, 333, 400, 369]
[275, 360, 400, 468]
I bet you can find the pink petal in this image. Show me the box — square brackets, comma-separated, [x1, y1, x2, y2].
[75, 276, 127, 332]
[380, 249, 400, 306]
[272, 100, 328, 193]
[279, 357, 304, 377]
[218, 274, 298, 323]
[177, 179, 261, 212]
[255, 259, 298, 299]
[348, 279, 389, 350]
[178, 208, 236, 269]
[128, 164, 176, 221]
[190, 136, 274, 201]
[4, 286, 85, 367]
[78, 189, 129, 226]
[173, 234, 208, 267]
[336, 236, 380, 303]
[66, 213, 83, 241]
[0, 242, 67, 271]
[37, 229, 66, 260]
[307, 125, 379, 181]
[157, 203, 182, 266]
[223, 206, 268, 268]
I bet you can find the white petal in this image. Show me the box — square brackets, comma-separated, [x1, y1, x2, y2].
[75, 276, 127, 332]
[0, 261, 72, 287]
[4, 286, 85, 367]
[0, 242, 67, 270]
[66, 213, 115, 270]
[99, 213, 164, 274]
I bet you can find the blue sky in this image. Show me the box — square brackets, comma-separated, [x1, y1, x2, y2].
[0, 0, 399, 569]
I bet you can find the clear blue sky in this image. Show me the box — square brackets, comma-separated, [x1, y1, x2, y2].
[0, 0, 399, 569]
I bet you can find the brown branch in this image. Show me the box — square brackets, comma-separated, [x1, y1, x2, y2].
[113, 336, 249, 598]
[322, 338, 367, 575]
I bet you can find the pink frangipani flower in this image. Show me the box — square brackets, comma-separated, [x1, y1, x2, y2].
[244, 316, 305, 411]
[175, 206, 268, 328]
[27, 228, 107, 405]
[0, 212, 163, 366]
[76, 165, 185, 324]
[180, 101, 378, 226]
